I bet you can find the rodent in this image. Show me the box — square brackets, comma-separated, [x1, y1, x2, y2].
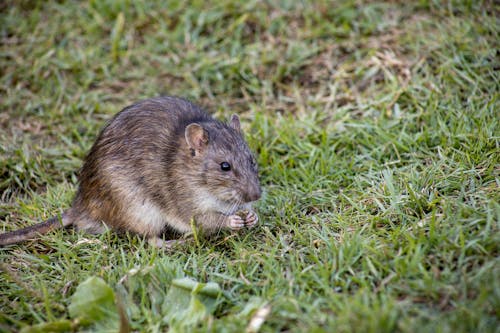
[0, 96, 261, 247]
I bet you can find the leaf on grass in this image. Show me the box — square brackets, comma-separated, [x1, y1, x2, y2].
[68, 276, 117, 326]
[162, 277, 223, 328]
[19, 277, 118, 332]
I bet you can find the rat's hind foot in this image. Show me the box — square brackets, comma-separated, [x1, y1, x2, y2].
[148, 237, 186, 248]
[73, 215, 107, 234]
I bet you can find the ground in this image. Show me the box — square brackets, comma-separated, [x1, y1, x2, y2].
[0, 1, 498, 332]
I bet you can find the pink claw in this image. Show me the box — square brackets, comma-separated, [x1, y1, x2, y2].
[228, 215, 245, 230]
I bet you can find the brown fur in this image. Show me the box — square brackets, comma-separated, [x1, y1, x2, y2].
[0, 97, 261, 246]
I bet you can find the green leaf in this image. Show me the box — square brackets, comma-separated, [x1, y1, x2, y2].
[68, 276, 117, 326]
[162, 278, 223, 328]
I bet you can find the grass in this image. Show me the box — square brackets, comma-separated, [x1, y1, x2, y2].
[0, 0, 498, 332]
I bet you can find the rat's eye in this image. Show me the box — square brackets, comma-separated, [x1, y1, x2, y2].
[220, 162, 231, 171]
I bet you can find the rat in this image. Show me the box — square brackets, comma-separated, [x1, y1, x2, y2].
[0, 96, 261, 247]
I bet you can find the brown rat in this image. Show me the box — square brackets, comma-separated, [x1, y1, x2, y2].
[0, 96, 261, 247]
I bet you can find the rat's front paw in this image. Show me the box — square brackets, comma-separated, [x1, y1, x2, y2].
[227, 215, 245, 230]
[245, 210, 259, 228]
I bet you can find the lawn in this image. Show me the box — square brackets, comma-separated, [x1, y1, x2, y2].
[0, 0, 498, 332]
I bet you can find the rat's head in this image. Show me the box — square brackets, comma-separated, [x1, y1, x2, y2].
[184, 115, 261, 206]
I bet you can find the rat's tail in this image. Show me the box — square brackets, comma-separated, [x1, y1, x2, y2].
[0, 214, 70, 246]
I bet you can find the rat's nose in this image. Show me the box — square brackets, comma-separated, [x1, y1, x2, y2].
[245, 185, 261, 202]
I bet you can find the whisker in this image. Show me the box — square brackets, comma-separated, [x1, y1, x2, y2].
[215, 198, 241, 236]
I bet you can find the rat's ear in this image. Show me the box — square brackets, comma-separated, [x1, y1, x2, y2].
[229, 114, 241, 133]
[185, 123, 209, 151]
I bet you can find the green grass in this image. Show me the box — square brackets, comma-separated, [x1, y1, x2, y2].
[0, 0, 499, 332]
